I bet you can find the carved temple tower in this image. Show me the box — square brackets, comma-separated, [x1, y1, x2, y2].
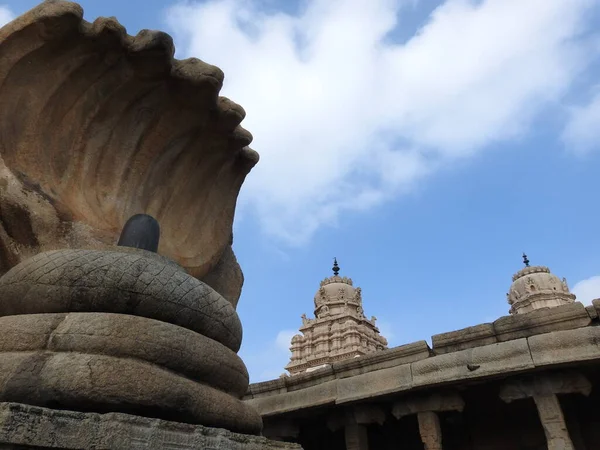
[507, 253, 576, 315]
[286, 259, 388, 376]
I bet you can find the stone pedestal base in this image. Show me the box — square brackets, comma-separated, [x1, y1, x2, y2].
[0, 403, 301, 449]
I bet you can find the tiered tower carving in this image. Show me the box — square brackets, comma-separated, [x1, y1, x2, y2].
[286, 259, 387, 375]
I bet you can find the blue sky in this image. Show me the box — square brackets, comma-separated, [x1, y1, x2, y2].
[3, 0, 600, 382]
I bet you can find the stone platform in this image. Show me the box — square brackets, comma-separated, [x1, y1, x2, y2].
[0, 403, 301, 449]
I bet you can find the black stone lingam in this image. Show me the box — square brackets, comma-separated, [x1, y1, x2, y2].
[117, 214, 160, 252]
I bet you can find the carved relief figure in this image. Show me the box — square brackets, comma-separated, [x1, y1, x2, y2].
[525, 277, 536, 293]
[354, 287, 363, 303]
[317, 286, 327, 305]
[510, 286, 521, 301]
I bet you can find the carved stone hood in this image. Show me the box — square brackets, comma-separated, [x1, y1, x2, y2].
[0, 0, 257, 305]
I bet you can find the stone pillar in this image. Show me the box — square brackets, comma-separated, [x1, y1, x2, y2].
[417, 411, 443, 450]
[327, 405, 384, 450]
[344, 423, 369, 450]
[499, 371, 591, 450]
[392, 390, 464, 450]
[532, 394, 574, 450]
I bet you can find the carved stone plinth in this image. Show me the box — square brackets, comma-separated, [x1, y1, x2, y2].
[0, 403, 301, 450]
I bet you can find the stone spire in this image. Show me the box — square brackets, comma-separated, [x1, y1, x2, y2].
[506, 256, 576, 315]
[286, 262, 388, 376]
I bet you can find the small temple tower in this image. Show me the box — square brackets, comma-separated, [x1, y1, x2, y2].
[286, 259, 388, 376]
[506, 253, 576, 315]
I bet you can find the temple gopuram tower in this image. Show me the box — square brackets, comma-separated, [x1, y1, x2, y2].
[507, 253, 576, 315]
[286, 259, 387, 376]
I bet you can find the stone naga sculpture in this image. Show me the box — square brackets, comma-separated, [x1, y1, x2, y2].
[0, 0, 255, 306]
[0, 0, 262, 437]
[0, 213, 262, 434]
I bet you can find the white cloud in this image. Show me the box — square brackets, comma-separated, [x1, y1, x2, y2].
[167, 0, 599, 243]
[563, 85, 600, 154]
[0, 5, 14, 27]
[239, 328, 297, 382]
[573, 275, 600, 304]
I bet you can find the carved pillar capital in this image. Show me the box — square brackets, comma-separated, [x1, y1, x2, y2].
[499, 371, 589, 450]
[392, 390, 465, 419]
[499, 371, 591, 403]
[326, 404, 386, 432]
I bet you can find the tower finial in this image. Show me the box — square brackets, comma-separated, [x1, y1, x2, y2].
[332, 257, 340, 276]
[522, 252, 530, 267]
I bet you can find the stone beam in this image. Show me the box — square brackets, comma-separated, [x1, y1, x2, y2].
[391, 391, 465, 419]
[499, 371, 592, 450]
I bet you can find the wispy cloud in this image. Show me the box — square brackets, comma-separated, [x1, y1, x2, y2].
[573, 275, 600, 304]
[167, 0, 599, 243]
[0, 5, 14, 27]
[563, 85, 600, 155]
[240, 329, 296, 382]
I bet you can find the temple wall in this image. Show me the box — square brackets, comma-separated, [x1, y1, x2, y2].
[248, 301, 600, 450]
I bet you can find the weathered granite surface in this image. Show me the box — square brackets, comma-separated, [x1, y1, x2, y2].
[0, 403, 301, 449]
[0, 0, 255, 306]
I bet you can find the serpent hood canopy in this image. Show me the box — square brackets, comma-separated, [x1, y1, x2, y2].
[0, 0, 257, 305]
